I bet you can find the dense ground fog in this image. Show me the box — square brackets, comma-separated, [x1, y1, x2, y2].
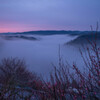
[0, 33, 100, 100]
[0, 33, 99, 78]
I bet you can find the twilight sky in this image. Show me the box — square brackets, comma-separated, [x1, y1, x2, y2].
[0, 0, 100, 33]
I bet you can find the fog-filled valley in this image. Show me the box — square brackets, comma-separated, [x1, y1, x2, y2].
[0, 31, 100, 99]
[0, 31, 100, 78]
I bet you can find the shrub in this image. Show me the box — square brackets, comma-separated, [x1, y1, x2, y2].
[0, 58, 41, 99]
[42, 27, 100, 100]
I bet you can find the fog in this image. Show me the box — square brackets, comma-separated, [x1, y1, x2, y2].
[0, 34, 85, 78]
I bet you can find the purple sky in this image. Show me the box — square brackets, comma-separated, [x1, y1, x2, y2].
[0, 0, 100, 32]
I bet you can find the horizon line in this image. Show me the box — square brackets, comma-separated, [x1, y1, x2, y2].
[0, 30, 98, 34]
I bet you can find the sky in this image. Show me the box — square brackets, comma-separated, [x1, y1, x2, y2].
[0, 0, 100, 33]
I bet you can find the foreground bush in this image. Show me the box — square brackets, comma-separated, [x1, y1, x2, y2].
[41, 31, 100, 100]
[0, 58, 42, 100]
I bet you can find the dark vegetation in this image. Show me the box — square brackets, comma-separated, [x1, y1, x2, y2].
[67, 32, 100, 45]
[0, 35, 37, 40]
[0, 28, 100, 99]
[0, 58, 42, 99]
[0, 30, 100, 35]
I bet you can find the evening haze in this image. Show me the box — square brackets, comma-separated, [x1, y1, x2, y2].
[0, 0, 100, 33]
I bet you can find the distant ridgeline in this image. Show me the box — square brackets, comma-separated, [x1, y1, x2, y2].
[0, 30, 100, 35]
[0, 31, 100, 44]
[67, 31, 100, 45]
